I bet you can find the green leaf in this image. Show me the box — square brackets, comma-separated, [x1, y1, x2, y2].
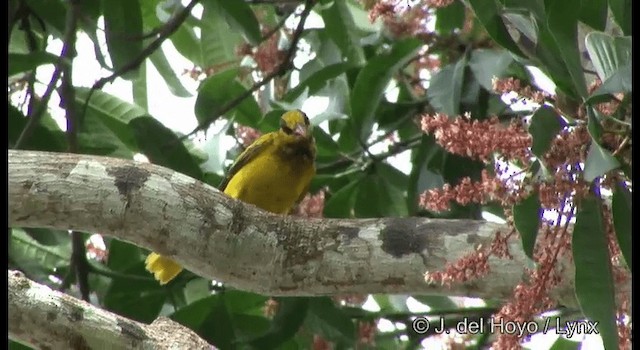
[9, 339, 34, 350]
[468, 49, 515, 91]
[323, 178, 362, 218]
[213, 0, 261, 46]
[201, 0, 243, 66]
[355, 169, 408, 218]
[320, 0, 366, 66]
[572, 193, 619, 350]
[578, 0, 607, 31]
[75, 87, 146, 151]
[172, 294, 236, 348]
[408, 136, 445, 214]
[9, 228, 71, 280]
[8, 105, 67, 151]
[285, 63, 350, 102]
[149, 48, 193, 98]
[611, 182, 631, 271]
[107, 239, 144, 272]
[588, 64, 632, 100]
[585, 33, 632, 82]
[351, 38, 422, 141]
[427, 58, 466, 116]
[195, 69, 261, 127]
[23, 0, 66, 37]
[129, 117, 204, 180]
[171, 23, 204, 67]
[132, 59, 148, 110]
[546, 0, 588, 98]
[583, 142, 620, 183]
[466, 0, 525, 56]
[548, 337, 581, 350]
[103, 263, 166, 323]
[411, 295, 458, 311]
[102, 0, 144, 79]
[23, 228, 71, 247]
[306, 298, 355, 345]
[243, 297, 310, 349]
[608, 0, 631, 35]
[512, 192, 542, 260]
[528, 105, 565, 157]
[8, 52, 58, 76]
[435, 0, 466, 33]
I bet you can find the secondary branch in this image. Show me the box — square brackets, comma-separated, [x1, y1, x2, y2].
[8, 270, 211, 349]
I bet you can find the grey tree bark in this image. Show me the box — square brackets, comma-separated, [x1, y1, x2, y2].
[9, 150, 624, 306]
[8, 270, 213, 349]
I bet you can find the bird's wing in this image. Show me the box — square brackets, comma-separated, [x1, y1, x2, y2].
[218, 133, 275, 192]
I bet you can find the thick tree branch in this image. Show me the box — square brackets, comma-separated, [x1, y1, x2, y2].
[7, 150, 631, 305]
[8, 270, 212, 349]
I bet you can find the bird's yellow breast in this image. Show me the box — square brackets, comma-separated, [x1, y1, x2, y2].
[223, 137, 315, 214]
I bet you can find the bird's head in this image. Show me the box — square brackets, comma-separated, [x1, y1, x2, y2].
[279, 110, 312, 140]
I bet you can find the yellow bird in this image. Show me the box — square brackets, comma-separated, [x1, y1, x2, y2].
[145, 110, 316, 284]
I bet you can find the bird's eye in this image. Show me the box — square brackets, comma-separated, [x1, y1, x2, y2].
[303, 115, 310, 126]
[279, 118, 293, 134]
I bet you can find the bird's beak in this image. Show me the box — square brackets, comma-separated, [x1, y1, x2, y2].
[294, 123, 307, 137]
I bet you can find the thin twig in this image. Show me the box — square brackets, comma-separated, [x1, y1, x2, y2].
[81, 0, 200, 120]
[260, 9, 295, 41]
[179, 0, 316, 141]
[88, 263, 155, 282]
[54, 0, 91, 302]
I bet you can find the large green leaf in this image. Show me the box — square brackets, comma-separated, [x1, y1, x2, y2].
[102, 0, 144, 79]
[171, 294, 236, 348]
[546, 0, 588, 98]
[132, 61, 148, 110]
[8, 52, 58, 76]
[468, 49, 515, 91]
[528, 105, 565, 158]
[435, 0, 466, 34]
[611, 182, 631, 271]
[548, 337, 581, 350]
[8, 105, 67, 151]
[512, 192, 542, 260]
[578, 0, 608, 31]
[427, 58, 466, 116]
[305, 298, 355, 345]
[584, 33, 632, 82]
[194, 68, 261, 127]
[323, 177, 362, 218]
[23, 0, 66, 38]
[9, 228, 71, 281]
[466, 0, 525, 57]
[285, 63, 350, 102]
[129, 117, 204, 180]
[608, 0, 631, 35]
[320, 0, 366, 66]
[75, 87, 147, 151]
[351, 38, 422, 141]
[588, 64, 632, 101]
[149, 48, 193, 98]
[201, 0, 243, 67]
[103, 263, 166, 323]
[242, 297, 310, 349]
[213, 0, 261, 46]
[171, 23, 204, 67]
[583, 142, 620, 183]
[572, 193, 619, 350]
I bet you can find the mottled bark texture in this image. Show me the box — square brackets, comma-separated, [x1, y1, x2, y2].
[8, 270, 212, 349]
[9, 150, 594, 303]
